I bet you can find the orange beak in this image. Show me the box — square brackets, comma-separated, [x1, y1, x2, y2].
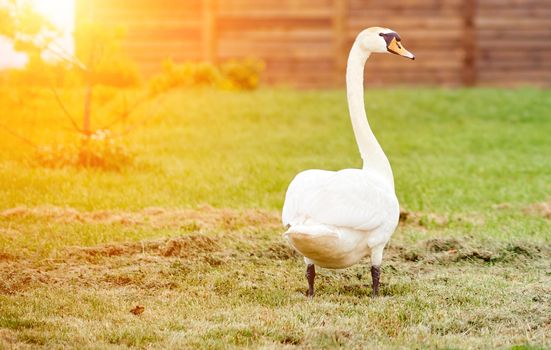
[388, 38, 415, 60]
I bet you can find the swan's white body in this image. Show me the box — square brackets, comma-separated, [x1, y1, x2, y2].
[282, 168, 399, 268]
[282, 27, 409, 270]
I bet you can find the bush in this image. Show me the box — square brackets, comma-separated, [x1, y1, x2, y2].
[35, 129, 133, 171]
[220, 58, 265, 90]
[149, 60, 219, 95]
[148, 58, 264, 95]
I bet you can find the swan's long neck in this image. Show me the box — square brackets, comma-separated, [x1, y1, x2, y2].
[346, 41, 394, 188]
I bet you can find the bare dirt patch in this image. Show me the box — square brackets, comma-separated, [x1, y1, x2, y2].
[262, 242, 299, 260]
[2, 232, 549, 296]
[0, 329, 17, 346]
[424, 237, 463, 252]
[399, 209, 448, 226]
[0, 262, 53, 294]
[0, 205, 281, 231]
[2, 206, 488, 236]
[0, 206, 284, 295]
[388, 238, 551, 265]
[493, 200, 551, 220]
[0, 233, 224, 294]
[1, 206, 549, 297]
[66, 234, 220, 260]
[398, 209, 482, 228]
[0, 251, 15, 262]
[525, 200, 551, 220]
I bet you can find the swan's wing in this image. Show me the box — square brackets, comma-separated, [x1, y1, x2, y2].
[282, 169, 335, 226]
[306, 170, 393, 230]
[283, 169, 397, 231]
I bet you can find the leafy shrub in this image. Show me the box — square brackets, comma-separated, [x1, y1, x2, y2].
[220, 58, 265, 90]
[35, 129, 133, 171]
[149, 58, 264, 94]
[35, 144, 78, 169]
[149, 60, 220, 95]
[193, 62, 222, 86]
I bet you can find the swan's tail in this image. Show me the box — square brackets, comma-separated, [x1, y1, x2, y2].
[284, 225, 354, 268]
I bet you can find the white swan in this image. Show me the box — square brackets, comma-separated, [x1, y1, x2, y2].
[282, 27, 415, 297]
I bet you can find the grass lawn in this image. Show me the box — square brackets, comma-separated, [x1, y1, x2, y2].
[1, 87, 550, 349]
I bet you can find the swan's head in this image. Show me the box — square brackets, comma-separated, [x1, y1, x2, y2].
[357, 27, 415, 60]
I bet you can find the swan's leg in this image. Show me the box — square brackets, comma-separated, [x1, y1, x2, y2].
[305, 264, 315, 297]
[371, 265, 381, 297]
[370, 244, 385, 297]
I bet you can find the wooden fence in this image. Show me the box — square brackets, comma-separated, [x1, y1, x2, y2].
[76, 0, 551, 88]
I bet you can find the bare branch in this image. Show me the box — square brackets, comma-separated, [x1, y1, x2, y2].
[46, 45, 88, 71]
[48, 41, 88, 71]
[110, 95, 165, 137]
[0, 122, 37, 148]
[48, 85, 86, 135]
[100, 92, 150, 130]
[33, 36, 88, 72]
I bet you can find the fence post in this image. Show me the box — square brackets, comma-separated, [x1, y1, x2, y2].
[463, 0, 477, 86]
[333, 0, 347, 87]
[202, 0, 217, 63]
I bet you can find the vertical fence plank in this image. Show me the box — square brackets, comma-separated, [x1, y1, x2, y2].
[74, 0, 93, 60]
[202, 0, 217, 63]
[333, 0, 347, 86]
[463, 0, 477, 86]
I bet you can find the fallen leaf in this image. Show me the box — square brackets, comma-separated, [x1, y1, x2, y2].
[130, 305, 145, 315]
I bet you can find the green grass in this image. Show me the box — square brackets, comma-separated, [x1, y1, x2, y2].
[2, 88, 550, 212]
[0, 87, 550, 349]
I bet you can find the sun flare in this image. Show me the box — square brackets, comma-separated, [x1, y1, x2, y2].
[0, 0, 75, 68]
[31, 0, 75, 33]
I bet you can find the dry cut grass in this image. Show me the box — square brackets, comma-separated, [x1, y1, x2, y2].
[1, 206, 550, 349]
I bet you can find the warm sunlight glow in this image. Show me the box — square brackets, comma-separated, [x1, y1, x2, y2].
[0, 0, 75, 69]
[31, 0, 75, 33]
[32, 0, 75, 62]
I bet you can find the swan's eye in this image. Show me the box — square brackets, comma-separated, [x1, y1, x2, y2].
[380, 32, 400, 47]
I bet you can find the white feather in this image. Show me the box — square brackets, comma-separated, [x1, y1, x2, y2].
[281, 28, 402, 269]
